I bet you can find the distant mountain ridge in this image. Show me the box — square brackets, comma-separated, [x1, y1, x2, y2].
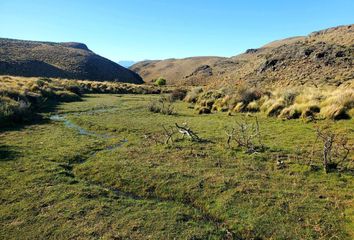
[118, 60, 136, 68]
[0, 38, 143, 83]
[131, 24, 354, 88]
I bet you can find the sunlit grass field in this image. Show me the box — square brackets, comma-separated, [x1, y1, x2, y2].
[1, 94, 353, 239]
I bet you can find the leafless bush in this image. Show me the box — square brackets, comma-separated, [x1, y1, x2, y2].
[312, 126, 352, 173]
[168, 88, 187, 102]
[225, 117, 265, 153]
[283, 90, 298, 106]
[147, 96, 176, 115]
[237, 87, 262, 104]
[175, 123, 201, 142]
[184, 87, 203, 103]
[144, 123, 202, 146]
[162, 125, 176, 144]
[144, 124, 179, 145]
[143, 133, 164, 146]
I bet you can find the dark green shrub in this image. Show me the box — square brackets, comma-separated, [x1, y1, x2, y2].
[155, 77, 167, 86]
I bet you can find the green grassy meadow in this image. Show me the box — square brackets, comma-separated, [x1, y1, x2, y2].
[1, 94, 353, 239]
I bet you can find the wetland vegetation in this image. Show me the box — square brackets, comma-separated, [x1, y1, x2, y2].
[1, 93, 353, 239]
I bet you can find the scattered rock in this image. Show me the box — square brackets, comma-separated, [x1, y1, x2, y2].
[245, 48, 259, 54]
[258, 59, 279, 72]
[186, 65, 213, 78]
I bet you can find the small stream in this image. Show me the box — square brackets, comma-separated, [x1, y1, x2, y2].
[49, 106, 232, 237]
[50, 111, 127, 152]
[50, 115, 110, 138]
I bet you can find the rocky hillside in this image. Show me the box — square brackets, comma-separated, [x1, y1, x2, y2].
[131, 57, 225, 86]
[131, 24, 353, 88]
[0, 38, 143, 83]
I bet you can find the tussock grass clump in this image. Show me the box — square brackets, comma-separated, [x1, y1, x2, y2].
[148, 96, 176, 115]
[198, 107, 211, 114]
[233, 102, 246, 112]
[320, 105, 348, 120]
[319, 89, 354, 119]
[279, 105, 302, 119]
[265, 101, 285, 117]
[194, 89, 225, 114]
[184, 82, 354, 120]
[236, 86, 262, 104]
[279, 103, 320, 120]
[0, 96, 31, 123]
[283, 89, 299, 106]
[0, 76, 161, 125]
[184, 87, 203, 103]
[55, 90, 81, 102]
[246, 100, 260, 112]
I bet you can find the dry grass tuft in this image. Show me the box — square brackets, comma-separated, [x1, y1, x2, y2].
[184, 82, 354, 120]
[0, 75, 160, 125]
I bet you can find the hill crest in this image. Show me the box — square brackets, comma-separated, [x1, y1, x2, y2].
[0, 38, 143, 83]
[131, 24, 353, 88]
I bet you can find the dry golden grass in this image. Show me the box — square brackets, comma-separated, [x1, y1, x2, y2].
[132, 24, 354, 89]
[187, 81, 354, 120]
[0, 76, 159, 124]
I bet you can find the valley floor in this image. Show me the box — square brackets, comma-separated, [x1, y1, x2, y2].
[0, 94, 353, 239]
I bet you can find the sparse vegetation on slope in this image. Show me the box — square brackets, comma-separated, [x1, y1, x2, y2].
[0, 76, 159, 125]
[131, 24, 354, 88]
[186, 81, 354, 120]
[0, 38, 144, 83]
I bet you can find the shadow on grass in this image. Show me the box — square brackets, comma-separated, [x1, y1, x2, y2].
[0, 114, 51, 133]
[0, 98, 75, 133]
[0, 145, 21, 161]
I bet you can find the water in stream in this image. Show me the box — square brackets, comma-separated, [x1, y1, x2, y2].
[50, 114, 127, 151]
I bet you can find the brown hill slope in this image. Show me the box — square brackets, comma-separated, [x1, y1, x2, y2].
[0, 38, 143, 83]
[131, 24, 353, 88]
[131, 57, 225, 85]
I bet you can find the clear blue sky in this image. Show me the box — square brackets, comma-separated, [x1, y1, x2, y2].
[1, 0, 353, 62]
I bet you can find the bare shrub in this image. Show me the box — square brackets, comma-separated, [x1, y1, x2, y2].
[175, 123, 201, 142]
[184, 87, 203, 103]
[312, 126, 352, 173]
[144, 123, 202, 146]
[169, 88, 187, 102]
[237, 88, 262, 104]
[225, 117, 265, 153]
[0, 97, 31, 123]
[283, 90, 298, 106]
[147, 96, 176, 115]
